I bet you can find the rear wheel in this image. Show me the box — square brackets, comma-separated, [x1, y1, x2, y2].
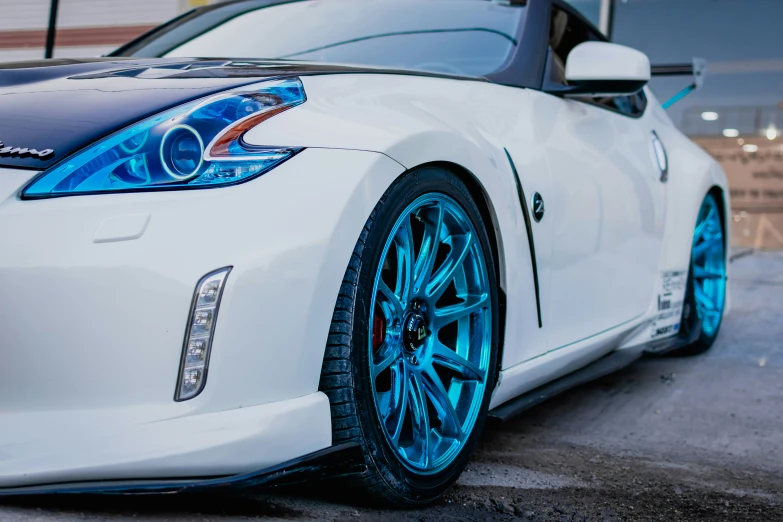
[672, 192, 727, 356]
[319, 167, 499, 506]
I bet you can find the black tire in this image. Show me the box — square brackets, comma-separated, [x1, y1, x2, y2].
[318, 167, 500, 506]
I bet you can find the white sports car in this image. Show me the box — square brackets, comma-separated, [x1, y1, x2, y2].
[0, 0, 729, 506]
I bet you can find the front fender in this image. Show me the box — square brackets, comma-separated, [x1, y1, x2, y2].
[212, 148, 406, 407]
[245, 73, 550, 369]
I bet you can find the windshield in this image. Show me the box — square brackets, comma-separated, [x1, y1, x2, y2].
[119, 0, 526, 77]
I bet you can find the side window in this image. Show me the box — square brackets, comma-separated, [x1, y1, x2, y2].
[549, 7, 595, 82]
[547, 6, 647, 118]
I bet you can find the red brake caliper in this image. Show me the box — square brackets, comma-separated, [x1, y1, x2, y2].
[372, 310, 386, 352]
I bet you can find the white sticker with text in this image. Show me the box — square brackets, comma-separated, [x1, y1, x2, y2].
[651, 270, 688, 340]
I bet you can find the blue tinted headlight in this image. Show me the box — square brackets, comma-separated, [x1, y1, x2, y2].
[162, 125, 203, 179]
[22, 78, 306, 198]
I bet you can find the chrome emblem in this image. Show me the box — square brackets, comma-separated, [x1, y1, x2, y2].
[532, 192, 545, 222]
[0, 141, 54, 160]
[417, 325, 427, 341]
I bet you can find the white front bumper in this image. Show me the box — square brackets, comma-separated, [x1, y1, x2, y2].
[0, 148, 404, 487]
[0, 394, 329, 488]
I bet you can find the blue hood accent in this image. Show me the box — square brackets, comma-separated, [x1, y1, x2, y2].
[0, 59, 293, 170]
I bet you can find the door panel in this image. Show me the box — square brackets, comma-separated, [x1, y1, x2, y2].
[529, 90, 666, 349]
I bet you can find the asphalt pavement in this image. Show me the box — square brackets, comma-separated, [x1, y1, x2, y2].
[2, 251, 781, 521]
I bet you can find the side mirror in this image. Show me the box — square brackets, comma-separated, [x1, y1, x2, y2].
[565, 41, 650, 97]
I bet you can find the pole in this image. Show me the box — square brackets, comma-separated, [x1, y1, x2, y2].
[599, 0, 612, 38]
[44, 0, 60, 59]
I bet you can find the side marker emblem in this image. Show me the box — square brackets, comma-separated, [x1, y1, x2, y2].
[532, 193, 545, 222]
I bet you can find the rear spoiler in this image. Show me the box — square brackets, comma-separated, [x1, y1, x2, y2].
[650, 58, 707, 109]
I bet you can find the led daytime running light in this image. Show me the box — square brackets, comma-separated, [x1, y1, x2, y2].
[175, 267, 231, 401]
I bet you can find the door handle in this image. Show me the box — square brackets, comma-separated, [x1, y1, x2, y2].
[651, 131, 668, 183]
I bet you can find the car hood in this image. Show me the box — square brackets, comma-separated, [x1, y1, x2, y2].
[0, 57, 447, 170]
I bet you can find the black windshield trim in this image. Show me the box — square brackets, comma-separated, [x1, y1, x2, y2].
[69, 59, 493, 83]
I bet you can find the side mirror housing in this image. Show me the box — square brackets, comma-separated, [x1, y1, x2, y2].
[564, 42, 650, 97]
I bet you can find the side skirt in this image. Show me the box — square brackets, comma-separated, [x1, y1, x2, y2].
[488, 347, 643, 423]
[0, 443, 367, 497]
[488, 312, 702, 423]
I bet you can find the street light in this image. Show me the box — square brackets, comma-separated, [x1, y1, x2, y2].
[701, 111, 719, 121]
[44, 0, 60, 59]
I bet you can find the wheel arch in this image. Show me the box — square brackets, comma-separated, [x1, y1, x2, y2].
[410, 160, 509, 380]
[355, 130, 545, 374]
[313, 154, 520, 401]
[708, 184, 730, 252]
[652, 131, 731, 332]
[708, 183, 732, 313]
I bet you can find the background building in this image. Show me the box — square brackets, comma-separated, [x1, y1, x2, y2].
[0, 0, 215, 61]
[2, 0, 781, 248]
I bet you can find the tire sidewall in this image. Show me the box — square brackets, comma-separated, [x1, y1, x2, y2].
[350, 167, 500, 502]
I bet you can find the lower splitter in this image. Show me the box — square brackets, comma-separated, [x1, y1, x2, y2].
[0, 443, 366, 497]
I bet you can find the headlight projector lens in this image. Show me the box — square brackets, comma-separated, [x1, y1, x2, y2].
[161, 125, 204, 180]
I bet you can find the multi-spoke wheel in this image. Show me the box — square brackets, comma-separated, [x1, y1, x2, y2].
[370, 193, 491, 474]
[691, 193, 727, 339]
[671, 192, 727, 356]
[319, 167, 498, 505]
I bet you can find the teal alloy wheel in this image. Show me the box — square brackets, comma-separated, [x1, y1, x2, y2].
[691, 193, 727, 339]
[319, 167, 498, 506]
[667, 191, 727, 357]
[369, 193, 492, 475]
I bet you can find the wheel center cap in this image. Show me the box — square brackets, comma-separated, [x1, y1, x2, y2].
[403, 312, 429, 352]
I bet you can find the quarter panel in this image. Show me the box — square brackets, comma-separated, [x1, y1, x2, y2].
[617, 90, 731, 349]
[647, 90, 730, 285]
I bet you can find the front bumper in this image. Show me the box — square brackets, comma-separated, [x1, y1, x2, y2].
[0, 394, 330, 489]
[0, 148, 404, 488]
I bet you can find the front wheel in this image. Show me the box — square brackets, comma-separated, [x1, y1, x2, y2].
[319, 167, 499, 506]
